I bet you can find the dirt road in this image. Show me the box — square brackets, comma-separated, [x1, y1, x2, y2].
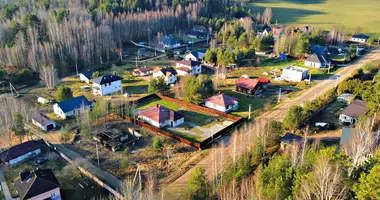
[166, 48, 380, 198]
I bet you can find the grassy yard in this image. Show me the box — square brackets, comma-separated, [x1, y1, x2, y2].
[246, 0, 380, 36]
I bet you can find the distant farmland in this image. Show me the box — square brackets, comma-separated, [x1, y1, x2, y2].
[247, 0, 380, 36]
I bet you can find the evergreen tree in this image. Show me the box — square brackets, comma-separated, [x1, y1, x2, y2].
[56, 85, 73, 102]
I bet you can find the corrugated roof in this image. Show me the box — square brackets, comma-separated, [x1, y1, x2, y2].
[205, 93, 238, 107]
[138, 105, 184, 123]
[56, 95, 92, 113]
[0, 140, 42, 163]
[236, 77, 260, 90]
[341, 99, 369, 118]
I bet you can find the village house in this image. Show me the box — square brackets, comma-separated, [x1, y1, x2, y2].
[184, 50, 206, 62]
[304, 54, 331, 68]
[133, 66, 153, 77]
[0, 140, 42, 166]
[192, 25, 208, 33]
[339, 99, 369, 125]
[235, 77, 263, 95]
[79, 69, 96, 84]
[53, 95, 94, 119]
[92, 74, 123, 96]
[281, 66, 309, 82]
[272, 27, 283, 40]
[14, 168, 61, 200]
[32, 112, 56, 131]
[351, 34, 370, 43]
[176, 60, 202, 75]
[204, 93, 239, 113]
[160, 36, 181, 48]
[138, 105, 184, 128]
[153, 67, 178, 84]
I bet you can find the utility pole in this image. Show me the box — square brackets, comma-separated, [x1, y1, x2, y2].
[9, 82, 19, 97]
[335, 76, 339, 87]
[75, 63, 79, 75]
[328, 62, 331, 73]
[248, 104, 251, 120]
[309, 74, 311, 85]
[278, 88, 281, 103]
[96, 142, 100, 167]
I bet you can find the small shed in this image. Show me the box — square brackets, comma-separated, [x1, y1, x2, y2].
[280, 133, 302, 150]
[32, 113, 56, 131]
[37, 97, 49, 105]
[337, 93, 355, 104]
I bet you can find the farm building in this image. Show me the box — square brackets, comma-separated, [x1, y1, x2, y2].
[79, 69, 96, 84]
[176, 60, 202, 75]
[133, 66, 153, 76]
[258, 77, 271, 88]
[0, 140, 42, 166]
[339, 99, 369, 125]
[92, 74, 123, 96]
[53, 95, 94, 119]
[32, 112, 56, 131]
[281, 66, 309, 82]
[138, 105, 184, 128]
[351, 34, 370, 43]
[204, 93, 239, 113]
[153, 67, 178, 84]
[235, 77, 263, 96]
[14, 168, 61, 200]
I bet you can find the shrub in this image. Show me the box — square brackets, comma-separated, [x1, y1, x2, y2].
[120, 158, 129, 169]
[152, 137, 163, 150]
[123, 147, 130, 156]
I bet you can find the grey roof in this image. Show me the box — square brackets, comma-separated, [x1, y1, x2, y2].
[56, 95, 92, 113]
[14, 169, 60, 200]
[0, 141, 42, 163]
[341, 99, 369, 118]
[33, 112, 54, 126]
[92, 74, 123, 85]
[307, 54, 330, 65]
[80, 70, 96, 79]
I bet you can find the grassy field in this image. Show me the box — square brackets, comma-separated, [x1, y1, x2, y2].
[247, 0, 380, 36]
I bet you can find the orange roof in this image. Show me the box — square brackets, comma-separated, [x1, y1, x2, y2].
[236, 77, 260, 90]
[205, 94, 238, 107]
[258, 77, 270, 84]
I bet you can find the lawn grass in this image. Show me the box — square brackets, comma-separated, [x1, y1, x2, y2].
[246, 0, 380, 36]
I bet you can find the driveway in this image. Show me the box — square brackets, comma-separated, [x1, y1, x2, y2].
[165, 47, 380, 198]
[0, 167, 13, 200]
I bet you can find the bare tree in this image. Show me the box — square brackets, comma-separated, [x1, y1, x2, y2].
[262, 8, 272, 25]
[40, 64, 57, 90]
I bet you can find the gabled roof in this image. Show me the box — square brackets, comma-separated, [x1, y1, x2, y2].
[177, 60, 201, 67]
[352, 34, 369, 40]
[281, 133, 302, 144]
[205, 94, 238, 107]
[92, 74, 123, 85]
[56, 95, 92, 113]
[80, 70, 96, 79]
[33, 112, 54, 126]
[307, 54, 330, 64]
[341, 99, 369, 118]
[186, 50, 206, 60]
[0, 141, 42, 163]
[311, 45, 328, 55]
[153, 67, 178, 77]
[236, 77, 260, 90]
[138, 105, 184, 123]
[134, 67, 153, 73]
[14, 168, 60, 200]
[176, 67, 191, 73]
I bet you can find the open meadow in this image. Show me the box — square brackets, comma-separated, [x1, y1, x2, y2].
[247, 0, 380, 36]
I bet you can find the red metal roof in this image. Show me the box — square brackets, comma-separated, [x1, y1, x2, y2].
[138, 105, 183, 123]
[258, 77, 270, 84]
[236, 77, 260, 90]
[205, 93, 238, 107]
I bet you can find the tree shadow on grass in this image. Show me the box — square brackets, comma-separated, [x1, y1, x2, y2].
[248, 6, 326, 24]
[124, 85, 148, 95]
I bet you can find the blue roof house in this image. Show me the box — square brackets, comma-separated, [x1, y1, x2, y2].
[184, 50, 206, 61]
[161, 36, 181, 48]
[53, 95, 94, 119]
[311, 45, 328, 55]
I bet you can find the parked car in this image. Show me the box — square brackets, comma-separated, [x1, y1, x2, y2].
[34, 158, 48, 166]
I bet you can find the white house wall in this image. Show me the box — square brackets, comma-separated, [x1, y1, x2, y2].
[305, 61, 322, 68]
[79, 74, 90, 84]
[205, 102, 227, 112]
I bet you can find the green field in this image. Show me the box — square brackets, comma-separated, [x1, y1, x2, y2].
[247, 0, 380, 36]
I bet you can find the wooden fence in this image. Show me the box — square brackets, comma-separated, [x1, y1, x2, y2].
[127, 93, 245, 149]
